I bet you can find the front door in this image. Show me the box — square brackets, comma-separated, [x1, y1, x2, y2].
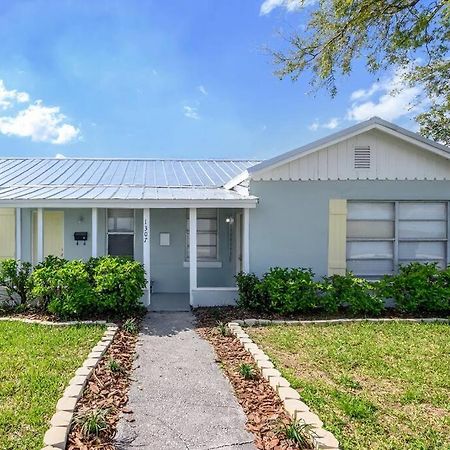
[33, 211, 64, 263]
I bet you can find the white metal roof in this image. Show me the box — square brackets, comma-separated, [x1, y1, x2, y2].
[0, 158, 260, 205]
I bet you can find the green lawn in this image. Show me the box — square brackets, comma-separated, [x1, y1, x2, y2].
[0, 321, 105, 450]
[248, 322, 450, 450]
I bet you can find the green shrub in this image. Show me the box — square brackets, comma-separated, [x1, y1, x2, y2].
[321, 273, 384, 316]
[31, 256, 68, 309]
[261, 267, 318, 314]
[238, 363, 257, 380]
[0, 259, 33, 306]
[46, 260, 96, 318]
[380, 262, 450, 313]
[88, 256, 146, 316]
[235, 272, 265, 310]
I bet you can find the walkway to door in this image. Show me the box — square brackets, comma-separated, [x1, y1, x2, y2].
[115, 312, 255, 450]
[149, 293, 190, 312]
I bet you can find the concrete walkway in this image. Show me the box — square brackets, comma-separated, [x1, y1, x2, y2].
[115, 312, 256, 450]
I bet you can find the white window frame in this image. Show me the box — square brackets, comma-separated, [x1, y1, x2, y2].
[346, 201, 449, 278]
[185, 208, 219, 262]
[106, 209, 136, 258]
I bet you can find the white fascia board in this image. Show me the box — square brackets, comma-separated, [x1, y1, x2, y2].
[223, 170, 250, 190]
[0, 198, 258, 209]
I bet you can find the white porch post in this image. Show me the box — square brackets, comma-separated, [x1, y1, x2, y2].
[242, 208, 250, 273]
[189, 207, 197, 306]
[15, 207, 21, 260]
[37, 208, 44, 263]
[91, 207, 98, 257]
[143, 208, 151, 307]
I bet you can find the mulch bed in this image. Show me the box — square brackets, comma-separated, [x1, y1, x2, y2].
[194, 306, 443, 326]
[195, 313, 309, 450]
[67, 328, 138, 450]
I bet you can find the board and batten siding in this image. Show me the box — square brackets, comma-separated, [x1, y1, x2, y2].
[328, 199, 347, 275]
[252, 129, 450, 181]
[0, 208, 15, 259]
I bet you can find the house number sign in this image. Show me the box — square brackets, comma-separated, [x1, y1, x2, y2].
[143, 218, 149, 244]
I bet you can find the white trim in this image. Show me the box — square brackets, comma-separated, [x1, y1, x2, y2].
[223, 170, 249, 190]
[183, 261, 222, 268]
[189, 208, 197, 306]
[193, 287, 238, 291]
[242, 208, 250, 272]
[15, 207, 21, 260]
[37, 208, 43, 263]
[0, 199, 258, 209]
[143, 208, 151, 306]
[91, 207, 98, 257]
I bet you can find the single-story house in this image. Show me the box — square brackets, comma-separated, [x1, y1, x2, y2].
[1, 116, 450, 310]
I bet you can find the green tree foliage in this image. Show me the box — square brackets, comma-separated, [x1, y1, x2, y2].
[273, 0, 449, 144]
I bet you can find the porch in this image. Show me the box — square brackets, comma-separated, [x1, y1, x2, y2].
[0, 206, 251, 310]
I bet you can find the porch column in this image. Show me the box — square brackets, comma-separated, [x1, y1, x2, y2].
[242, 208, 250, 273]
[143, 208, 151, 307]
[91, 207, 98, 257]
[189, 207, 197, 306]
[37, 208, 44, 263]
[15, 207, 21, 260]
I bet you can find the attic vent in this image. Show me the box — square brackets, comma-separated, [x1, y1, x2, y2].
[354, 146, 371, 169]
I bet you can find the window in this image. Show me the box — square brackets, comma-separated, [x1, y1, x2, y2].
[346, 202, 448, 278]
[186, 208, 218, 260]
[107, 209, 134, 258]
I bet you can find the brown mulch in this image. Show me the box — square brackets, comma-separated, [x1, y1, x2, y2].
[67, 328, 138, 450]
[194, 306, 443, 326]
[195, 314, 310, 450]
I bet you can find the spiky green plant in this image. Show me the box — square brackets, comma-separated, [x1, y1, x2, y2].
[122, 318, 139, 334]
[238, 363, 257, 380]
[278, 419, 315, 447]
[75, 408, 109, 438]
[107, 358, 123, 374]
[216, 321, 231, 337]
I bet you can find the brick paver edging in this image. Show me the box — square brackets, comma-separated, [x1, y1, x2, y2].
[231, 317, 449, 327]
[0, 317, 119, 450]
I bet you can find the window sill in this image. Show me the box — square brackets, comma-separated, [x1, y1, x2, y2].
[183, 261, 223, 268]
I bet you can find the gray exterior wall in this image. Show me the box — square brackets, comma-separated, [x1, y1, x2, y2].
[18, 207, 237, 293]
[249, 180, 450, 278]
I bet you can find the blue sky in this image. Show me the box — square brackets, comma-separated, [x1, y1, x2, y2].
[0, 0, 421, 159]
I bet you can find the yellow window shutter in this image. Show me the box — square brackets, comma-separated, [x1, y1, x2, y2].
[0, 208, 16, 260]
[328, 199, 347, 276]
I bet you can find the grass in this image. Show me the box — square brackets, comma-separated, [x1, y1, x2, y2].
[248, 322, 450, 450]
[0, 321, 105, 450]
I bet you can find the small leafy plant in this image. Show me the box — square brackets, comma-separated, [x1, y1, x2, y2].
[75, 408, 109, 438]
[107, 358, 123, 374]
[122, 318, 139, 334]
[216, 321, 231, 337]
[278, 419, 315, 447]
[238, 363, 257, 380]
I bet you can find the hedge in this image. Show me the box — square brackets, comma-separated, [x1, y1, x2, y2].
[236, 263, 450, 315]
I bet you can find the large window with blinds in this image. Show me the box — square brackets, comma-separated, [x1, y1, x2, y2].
[186, 208, 218, 260]
[347, 202, 448, 278]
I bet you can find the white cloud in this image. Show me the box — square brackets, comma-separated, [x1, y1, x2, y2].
[347, 71, 422, 122]
[323, 117, 339, 129]
[308, 117, 339, 131]
[260, 0, 315, 15]
[183, 105, 200, 120]
[0, 80, 79, 144]
[198, 85, 208, 96]
[0, 80, 29, 109]
[0, 101, 79, 144]
[55, 153, 66, 159]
